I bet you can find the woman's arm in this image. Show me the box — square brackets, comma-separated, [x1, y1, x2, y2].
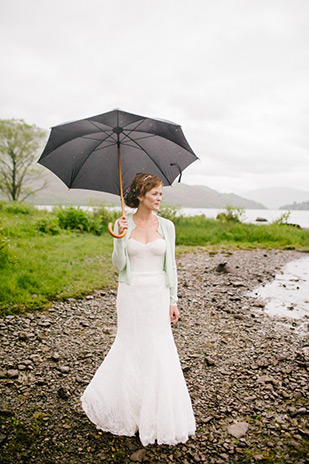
[169, 221, 178, 306]
[111, 217, 127, 271]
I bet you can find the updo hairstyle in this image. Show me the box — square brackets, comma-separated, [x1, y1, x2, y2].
[124, 173, 163, 208]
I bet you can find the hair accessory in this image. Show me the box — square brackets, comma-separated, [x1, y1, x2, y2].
[143, 175, 152, 181]
[124, 186, 136, 199]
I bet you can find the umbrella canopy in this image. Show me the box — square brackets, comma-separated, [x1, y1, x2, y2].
[38, 109, 198, 195]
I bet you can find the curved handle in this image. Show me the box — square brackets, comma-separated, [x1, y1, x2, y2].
[108, 222, 128, 239]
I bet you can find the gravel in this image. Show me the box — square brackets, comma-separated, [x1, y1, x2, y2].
[1, 248, 308, 463]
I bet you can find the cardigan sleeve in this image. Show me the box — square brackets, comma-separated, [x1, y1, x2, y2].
[169, 221, 178, 306]
[111, 219, 127, 272]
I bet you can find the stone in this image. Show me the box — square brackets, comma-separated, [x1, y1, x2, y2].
[58, 366, 70, 374]
[57, 386, 69, 399]
[7, 369, 19, 379]
[130, 448, 146, 462]
[227, 422, 249, 439]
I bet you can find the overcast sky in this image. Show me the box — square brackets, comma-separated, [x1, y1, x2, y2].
[1, 0, 308, 194]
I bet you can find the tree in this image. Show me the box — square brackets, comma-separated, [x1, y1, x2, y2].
[0, 119, 47, 202]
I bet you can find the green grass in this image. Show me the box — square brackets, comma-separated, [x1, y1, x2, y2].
[0, 202, 308, 316]
[174, 215, 309, 250]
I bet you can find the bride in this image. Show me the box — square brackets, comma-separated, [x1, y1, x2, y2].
[81, 173, 195, 446]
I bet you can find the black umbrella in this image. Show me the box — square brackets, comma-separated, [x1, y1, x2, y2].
[38, 109, 198, 238]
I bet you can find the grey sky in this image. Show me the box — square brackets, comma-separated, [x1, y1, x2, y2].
[1, 0, 308, 194]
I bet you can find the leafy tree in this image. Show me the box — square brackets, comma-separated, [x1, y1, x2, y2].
[0, 119, 47, 202]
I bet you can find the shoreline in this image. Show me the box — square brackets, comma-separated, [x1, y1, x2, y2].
[1, 249, 308, 463]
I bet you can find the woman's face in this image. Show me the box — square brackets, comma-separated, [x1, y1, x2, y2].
[139, 183, 163, 211]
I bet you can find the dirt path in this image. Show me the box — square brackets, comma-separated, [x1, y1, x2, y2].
[1, 249, 308, 463]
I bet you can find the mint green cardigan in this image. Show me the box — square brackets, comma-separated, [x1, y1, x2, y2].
[112, 214, 178, 305]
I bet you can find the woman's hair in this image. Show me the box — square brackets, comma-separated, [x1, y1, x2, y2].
[124, 173, 163, 208]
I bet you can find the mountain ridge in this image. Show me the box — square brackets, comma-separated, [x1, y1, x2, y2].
[22, 170, 266, 209]
[242, 187, 309, 209]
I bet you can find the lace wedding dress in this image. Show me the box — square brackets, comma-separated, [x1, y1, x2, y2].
[81, 238, 195, 446]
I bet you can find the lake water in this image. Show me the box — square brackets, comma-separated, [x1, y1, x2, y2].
[35, 206, 309, 229]
[250, 256, 309, 334]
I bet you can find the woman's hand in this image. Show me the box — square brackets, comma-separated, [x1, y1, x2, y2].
[118, 215, 128, 234]
[170, 305, 179, 323]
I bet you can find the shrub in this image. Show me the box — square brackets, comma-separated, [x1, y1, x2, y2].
[55, 206, 93, 232]
[158, 203, 180, 222]
[3, 201, 35, 215]
[216, 205, 246, 223]
[273, 211, 291, 225]
[35, 217, 60, 235]
[92, 205, 119, 234]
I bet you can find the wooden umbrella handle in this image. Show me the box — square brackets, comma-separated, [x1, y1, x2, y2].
[107, 222, 127, 239]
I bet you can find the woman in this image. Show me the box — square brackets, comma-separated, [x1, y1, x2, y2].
[81, 173, 195, 446]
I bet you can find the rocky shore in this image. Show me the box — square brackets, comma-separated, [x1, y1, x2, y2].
[1, 249, 308, 463]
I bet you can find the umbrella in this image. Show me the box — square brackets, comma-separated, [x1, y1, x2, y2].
[38, 109, 198, 238]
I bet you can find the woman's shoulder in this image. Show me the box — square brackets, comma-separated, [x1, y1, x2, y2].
[157, 215, 175, 230]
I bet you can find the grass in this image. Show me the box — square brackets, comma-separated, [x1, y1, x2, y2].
[174, 215, 309, 249]
[0, 201, 308, 316]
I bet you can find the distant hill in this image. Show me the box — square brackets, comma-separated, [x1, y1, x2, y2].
[280, 200, 309, 211]
[243, 187, 309, 209]
[161, 183, 265, 209]
[21, 168, 265, 209]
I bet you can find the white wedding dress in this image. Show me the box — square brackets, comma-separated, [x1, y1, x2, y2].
[81, 238, 195, 446]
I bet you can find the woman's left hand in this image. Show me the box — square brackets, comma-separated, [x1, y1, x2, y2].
[170, 305, 179, 323]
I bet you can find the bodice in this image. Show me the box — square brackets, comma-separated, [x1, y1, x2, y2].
[127, 238, 166, 273]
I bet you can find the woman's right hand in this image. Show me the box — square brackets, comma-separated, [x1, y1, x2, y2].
[117, 215, 128, 234]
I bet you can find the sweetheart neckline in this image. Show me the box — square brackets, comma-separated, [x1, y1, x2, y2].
[128, 238, 165, 246]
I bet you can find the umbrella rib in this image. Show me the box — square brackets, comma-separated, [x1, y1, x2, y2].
[122, 133, 156, 143]
[123, 133, 172, 185]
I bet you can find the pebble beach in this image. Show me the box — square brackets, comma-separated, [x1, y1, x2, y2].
[1, 249, 308, 463]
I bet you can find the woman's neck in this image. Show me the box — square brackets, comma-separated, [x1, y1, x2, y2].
[134, 206, 155, 223]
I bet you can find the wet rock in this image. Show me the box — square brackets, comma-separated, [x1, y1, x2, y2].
[227, 422, 249, 438]
[130, 448, 146, 462]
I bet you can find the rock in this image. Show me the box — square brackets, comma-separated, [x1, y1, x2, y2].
[257, 375, 275, 384]
[0, 434, 7, 445]
[17, 364, 26, 371]
[51, 353, 60, 362]
[29, 354, 42, 363]
[57, 386, 69, 399]
[216, 262, 230, 273]
[256, 217, 268, 222]
[130, 448, 146, 462]
[227, 422, 249, 438]
[38, 320, 52, 327]
[18, 332, 28, 340]
[204, 356, 216, 366]
[7, 369, 19, 379]
[58, 366, 70, 374]
[0, 370, 6, 378]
